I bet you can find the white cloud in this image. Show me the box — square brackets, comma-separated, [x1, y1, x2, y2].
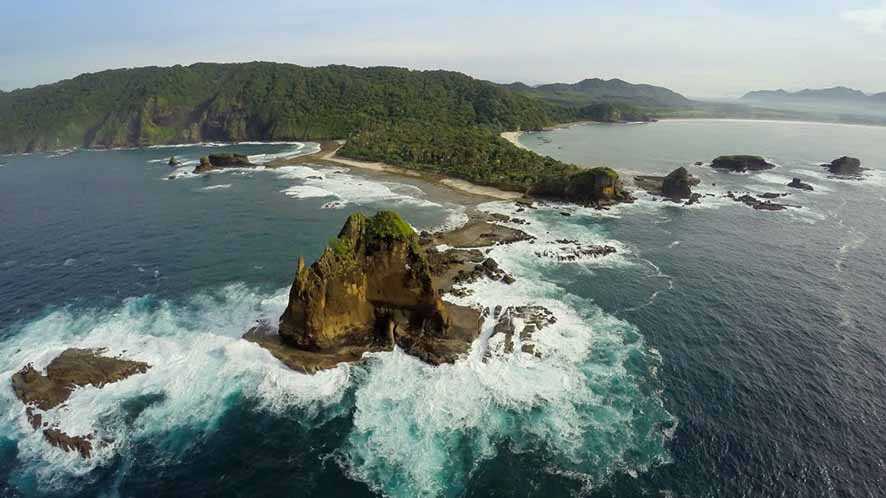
[842, 2, 886, 33]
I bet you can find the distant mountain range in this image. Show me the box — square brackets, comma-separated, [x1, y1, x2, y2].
[502, 78, 693, 108]
[742, 86, 886, 104]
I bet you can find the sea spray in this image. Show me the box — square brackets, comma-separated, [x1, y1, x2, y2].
[0, 284, 350, 493]
[340, 203, 675, 496]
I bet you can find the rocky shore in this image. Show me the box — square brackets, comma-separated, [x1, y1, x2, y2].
[10, 348, 150, 457]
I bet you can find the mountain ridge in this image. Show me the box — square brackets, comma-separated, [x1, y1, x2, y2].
[503, 77, 693, 108]
[741, 86, 882, 103]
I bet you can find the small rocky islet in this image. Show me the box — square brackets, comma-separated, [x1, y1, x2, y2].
[193, 153, 254, 173]
[635, 166, 703, 205]
[821, 156, 864, 176]
[10, 348, 151, 458]
[709, 155, 776, 172]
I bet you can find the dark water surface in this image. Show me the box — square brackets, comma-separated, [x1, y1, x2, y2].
[1, 121, 884, 497]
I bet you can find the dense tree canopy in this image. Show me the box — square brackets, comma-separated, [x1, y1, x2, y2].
[339, 121, 579, 192]
[0, 63, 557, 153]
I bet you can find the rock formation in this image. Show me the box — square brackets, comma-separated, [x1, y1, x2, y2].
[528, 167, 632, 207]
[167, 155, 180, 166]
[10, 348, 150, 458]
[821, 156, 863, 175]
[249, 211, 481, 371]
[489, 306, 556, 356]
[724, 192, 794, 211]
[661, 167, 694, 199]
[787, 177, 814, 191]
[193, 153, 254, 173]
[634, 167, 700, 203]
[710, 155, 775, 172]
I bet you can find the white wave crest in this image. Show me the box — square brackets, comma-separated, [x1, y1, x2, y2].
[0, 284, 349, 490]
[341, 201, 675, 496]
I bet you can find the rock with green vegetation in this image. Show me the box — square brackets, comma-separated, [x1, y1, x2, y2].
[273, 211, 479, 368]
[710, 155, 775, 172]
[528, 167, 628, 206]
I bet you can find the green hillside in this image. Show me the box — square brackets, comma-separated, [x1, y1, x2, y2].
[0, 62, 556, 153]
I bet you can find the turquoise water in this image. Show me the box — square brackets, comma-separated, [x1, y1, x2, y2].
[1, 120, 885, 496]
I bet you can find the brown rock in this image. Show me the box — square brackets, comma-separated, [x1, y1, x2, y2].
[43, 429, 93, 459]
[266, 211, 482, 370]
[11, 348, 150, 411]
[10, 348, 149, 458]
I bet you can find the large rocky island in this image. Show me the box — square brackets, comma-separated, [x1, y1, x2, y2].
[245, 211, 486, 371]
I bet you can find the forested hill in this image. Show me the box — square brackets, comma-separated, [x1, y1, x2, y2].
[503, 78, 693, 108]
[0, 63, 558, 153]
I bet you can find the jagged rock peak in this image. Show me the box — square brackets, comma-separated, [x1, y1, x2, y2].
[279, 211, 452, 357]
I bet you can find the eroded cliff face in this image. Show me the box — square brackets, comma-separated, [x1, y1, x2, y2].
[277, 211, 457, 360]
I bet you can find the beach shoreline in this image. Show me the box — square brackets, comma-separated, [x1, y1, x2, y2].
[500, 131, 528, 150]
[271, 141, 524, 202]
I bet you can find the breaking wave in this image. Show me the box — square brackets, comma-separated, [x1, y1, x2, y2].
[0, 284, 350, 493]
[340, 201, 675, 496]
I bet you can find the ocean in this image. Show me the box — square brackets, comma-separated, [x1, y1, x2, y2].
[1, 119, 884, 497]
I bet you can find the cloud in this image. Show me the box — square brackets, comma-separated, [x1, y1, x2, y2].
[842, 2, 886, 33]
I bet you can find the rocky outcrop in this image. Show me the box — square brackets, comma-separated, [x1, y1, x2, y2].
[528, 167, 632, 207]
[10, 348, 150, 458]
[194, 156, 213, 173]
[661, 167, 694, 199]
[253, 211, 481, 371]
[534, 240, 616, 262]
[193, 153, 254, 173]
[635, 167, 700, 204]
[167, 155, 180, 166]
[821, 156, 863, 175]
[710, 155, 775, 172]
[724, 191, 795, 211]
[787, 178, 814, 191]
[489, 306, 556, 356]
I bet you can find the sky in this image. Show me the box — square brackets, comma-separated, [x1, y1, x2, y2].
[2, 0, 886, 98]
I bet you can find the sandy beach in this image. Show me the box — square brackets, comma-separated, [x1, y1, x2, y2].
[500, 131, 528, 150]
[273, 141, 524, 201]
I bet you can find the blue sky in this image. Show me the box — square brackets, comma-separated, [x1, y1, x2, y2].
[2, 0, 885, 97]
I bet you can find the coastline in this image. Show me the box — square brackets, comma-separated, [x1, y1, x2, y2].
[271, 141, 524, 202]
[500, 131, 528, 150]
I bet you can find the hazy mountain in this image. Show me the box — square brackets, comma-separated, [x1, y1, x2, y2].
[741, 86, 879, 104]
[504, 78, 693, 108]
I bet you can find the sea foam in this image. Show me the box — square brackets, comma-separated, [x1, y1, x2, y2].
[340, 201, 675, 496]
[0, 284, 349, 492]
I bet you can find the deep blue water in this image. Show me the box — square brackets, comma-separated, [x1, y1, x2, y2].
[1, 121, 885, 497]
